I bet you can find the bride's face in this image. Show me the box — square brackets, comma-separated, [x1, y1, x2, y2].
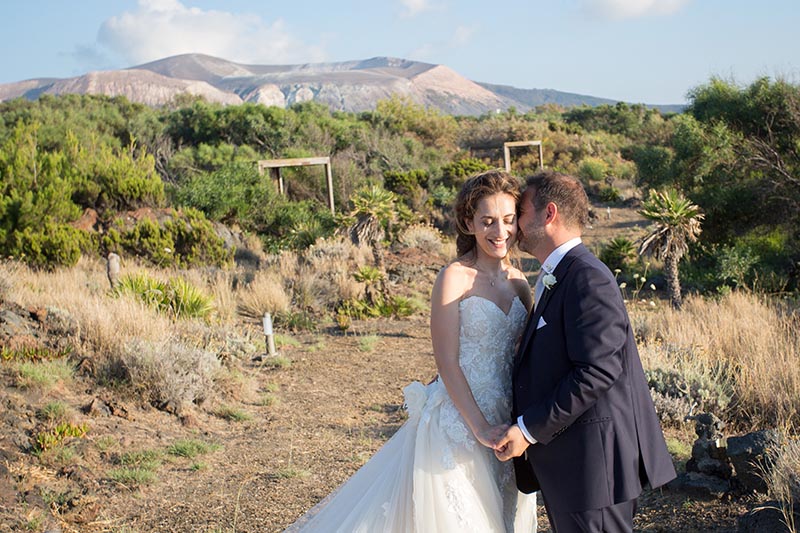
[465, 192, 518, 260]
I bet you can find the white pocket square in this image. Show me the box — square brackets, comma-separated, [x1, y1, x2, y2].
[536, 316, 547, 329]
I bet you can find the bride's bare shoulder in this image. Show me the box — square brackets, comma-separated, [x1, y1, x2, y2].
[434, 259, 475, 296]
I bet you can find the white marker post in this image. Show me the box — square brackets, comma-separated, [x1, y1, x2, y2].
[263, 312, 277, 358]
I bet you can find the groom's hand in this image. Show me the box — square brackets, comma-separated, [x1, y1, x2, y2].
[494, 425, 530, 461]
[475, 423, 510, 450]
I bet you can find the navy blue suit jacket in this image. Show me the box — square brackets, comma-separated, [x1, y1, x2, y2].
[512, 244, 675, 513]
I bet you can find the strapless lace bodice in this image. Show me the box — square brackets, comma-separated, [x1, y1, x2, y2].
[405, 295, 528, 462]
[458, 295, 527, 417]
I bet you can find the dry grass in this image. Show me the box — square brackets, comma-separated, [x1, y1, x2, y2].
[2, 258, 250, 410]
[206, 269, 238, 323]
[397, 224, 444, 256]
[236, 270, 291, 322]
[763, 436, 800, 532]
[5, 258, 175, 360]
[632, 291, 800, 431]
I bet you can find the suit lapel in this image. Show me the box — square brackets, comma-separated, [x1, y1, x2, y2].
[513, 244, 588, 375]
[514, 280, 554, 375]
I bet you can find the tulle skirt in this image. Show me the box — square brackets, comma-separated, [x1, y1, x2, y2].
[284, 381, 537, 532]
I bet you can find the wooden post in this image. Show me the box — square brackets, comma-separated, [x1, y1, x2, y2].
[270, 167, 284, 195]
[503, 140, 544, 172]
[257, 156, 334, 214]
[325, 161, 335, 216]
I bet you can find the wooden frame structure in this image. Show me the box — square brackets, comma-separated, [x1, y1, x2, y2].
[503, 140, 543, 173]
[257, 156, 336, 215]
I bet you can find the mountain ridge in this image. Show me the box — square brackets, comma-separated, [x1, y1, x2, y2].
[0, 54, 683, 114]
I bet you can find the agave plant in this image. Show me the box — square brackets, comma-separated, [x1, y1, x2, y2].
[638, 188, 704, 309]
[346, 186, 396, 298]
[347, 185, 396, 248]
[599, 236, 639, 271]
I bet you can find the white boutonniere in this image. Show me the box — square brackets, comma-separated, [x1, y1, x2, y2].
[542, 273, 557, 290]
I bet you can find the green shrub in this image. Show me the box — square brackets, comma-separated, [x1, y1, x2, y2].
[274, 310, 316, 332]
[258, 199, 337, 253]
[387, 295, 423, 317]
[114, 273, 214, 319]
[261, 355, 292, 370]
[428, 183, 457, 209]
[383, 169, 429, 214]
[646, 359, 733, 419]
[9, 223, 89, 269]
[353, 265, 384, 284]
[597, 185, 622, 203]
[579, 157, 609, 182]
[109, 208, 232, 268]
[162, 208, 233, 267]
[599, 237, 639, 271]
[358, 335, 380, 352]
[439, 158, 490, 189]
[168, 277, 215, 319]
[114, 272, 169, 309]
[715, 243, 759, 289]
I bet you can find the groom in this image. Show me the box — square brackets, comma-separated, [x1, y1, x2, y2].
[496, 171, 676, 532]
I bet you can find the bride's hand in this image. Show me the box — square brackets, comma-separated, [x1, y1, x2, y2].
[475, 423, 510, 450]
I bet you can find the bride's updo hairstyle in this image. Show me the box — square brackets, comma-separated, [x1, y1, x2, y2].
[454, 169, 521, 258]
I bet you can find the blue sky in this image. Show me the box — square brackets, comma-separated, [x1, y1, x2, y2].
[2, 0, 798, 105]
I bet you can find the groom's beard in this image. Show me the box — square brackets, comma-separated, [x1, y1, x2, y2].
[518, 225, 545, 257]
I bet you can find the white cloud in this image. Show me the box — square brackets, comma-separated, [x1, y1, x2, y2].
[409, 25, 474, 63]
[580, 0, 691, 20]
[399, 0, 436, 17]
[95, 0, 325, 66]
[450, 26, 475, 47]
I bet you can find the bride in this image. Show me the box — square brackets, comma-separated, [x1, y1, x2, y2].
[285, 170, 538, 532]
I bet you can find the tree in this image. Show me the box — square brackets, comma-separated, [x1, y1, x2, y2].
[638, 189, 704, 308]
[347, 186, 397, 297]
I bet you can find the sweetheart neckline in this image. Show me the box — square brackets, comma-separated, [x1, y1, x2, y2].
[460, 294, 524, 317]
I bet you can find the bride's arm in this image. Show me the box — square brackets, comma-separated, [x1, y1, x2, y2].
[430, 266, 507, 449]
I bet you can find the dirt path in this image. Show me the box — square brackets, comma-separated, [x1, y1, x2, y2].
[69, 316, 748, 533]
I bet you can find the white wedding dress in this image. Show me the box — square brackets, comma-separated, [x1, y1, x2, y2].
[285, 295, 537, 532]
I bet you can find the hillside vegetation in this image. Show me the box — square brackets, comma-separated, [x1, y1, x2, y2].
[1, 76, 800, 531]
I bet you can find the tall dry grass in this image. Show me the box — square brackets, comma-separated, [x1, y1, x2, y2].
[236, 270, 291, 322]
[0, 258, 244, 409]
[632, 291, 800, 431]
[763, 436, 800, 532]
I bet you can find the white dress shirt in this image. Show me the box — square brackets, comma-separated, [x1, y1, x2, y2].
[517, 237, 582, 445]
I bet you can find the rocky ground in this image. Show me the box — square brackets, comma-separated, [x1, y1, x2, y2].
[0, 204, 789, 532]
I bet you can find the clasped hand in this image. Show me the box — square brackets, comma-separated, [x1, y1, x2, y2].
[475, 424, 530, 461]
[475, 423, 510, 450]
[493, 424, 530, 462]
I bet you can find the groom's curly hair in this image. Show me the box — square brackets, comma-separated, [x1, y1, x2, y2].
[454, 169, 522, 258]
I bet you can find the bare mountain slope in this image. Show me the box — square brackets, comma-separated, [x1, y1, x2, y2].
[0, 68, 241, 106]
[0, 53, 679, 113]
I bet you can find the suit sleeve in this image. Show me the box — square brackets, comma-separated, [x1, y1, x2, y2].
[521, 262, 627, 445]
